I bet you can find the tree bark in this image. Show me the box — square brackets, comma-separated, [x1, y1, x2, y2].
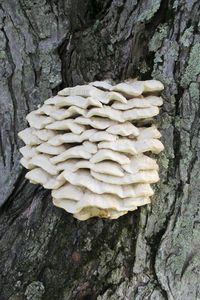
[0, 0, 200, 299]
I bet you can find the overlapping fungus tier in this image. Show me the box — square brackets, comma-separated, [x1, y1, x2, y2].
[18, 79, 164, 220]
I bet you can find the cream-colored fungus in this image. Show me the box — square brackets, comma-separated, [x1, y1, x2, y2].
[18, 79, 164, 220]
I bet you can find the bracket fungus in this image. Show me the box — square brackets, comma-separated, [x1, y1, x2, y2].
[18, 79, 164, 220]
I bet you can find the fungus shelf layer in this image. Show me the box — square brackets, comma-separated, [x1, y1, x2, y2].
[18, 79, 164, 220]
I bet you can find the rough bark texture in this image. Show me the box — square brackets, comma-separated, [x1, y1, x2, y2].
[0, 0, 200, 299]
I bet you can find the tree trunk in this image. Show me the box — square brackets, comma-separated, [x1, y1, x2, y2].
[0, 0, 200, 299]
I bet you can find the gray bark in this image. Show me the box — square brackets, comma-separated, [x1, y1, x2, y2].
[0, 0, 200, 299]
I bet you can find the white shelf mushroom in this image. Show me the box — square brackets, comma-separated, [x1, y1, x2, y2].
[18, 79, 164, 220]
